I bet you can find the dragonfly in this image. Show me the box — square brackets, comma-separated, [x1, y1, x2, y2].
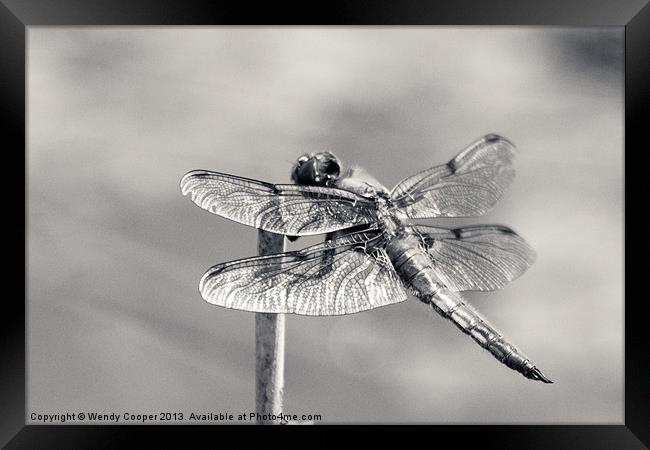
[180, 134, 551, 383]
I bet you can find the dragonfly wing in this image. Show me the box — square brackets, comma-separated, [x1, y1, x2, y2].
[411, 224, 535, 292]
[390, 134, 518, 218]
[181, 170, 379, 236]
[199, 230, 408, 316]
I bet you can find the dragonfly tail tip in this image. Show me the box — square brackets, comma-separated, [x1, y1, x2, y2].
[529, 366, 553, 384]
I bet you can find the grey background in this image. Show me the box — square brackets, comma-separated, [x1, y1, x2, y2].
[28, 27, 623, 423]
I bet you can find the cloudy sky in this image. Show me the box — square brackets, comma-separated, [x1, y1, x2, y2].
[28, 27, 623, 423]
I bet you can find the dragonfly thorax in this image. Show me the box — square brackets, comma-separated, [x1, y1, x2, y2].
[376, 196, 404, 237]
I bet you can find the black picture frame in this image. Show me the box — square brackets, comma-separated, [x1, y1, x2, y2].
[2, 0, 646, 447]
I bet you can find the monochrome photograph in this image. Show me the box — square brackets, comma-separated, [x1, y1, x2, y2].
[27, 26, 623, 424]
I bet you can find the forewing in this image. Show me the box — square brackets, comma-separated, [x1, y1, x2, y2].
[411, 224, 535, 292]
[199, 230, 408, 316]
[390, 134, 518, 218]
[181, 170, 379, 236]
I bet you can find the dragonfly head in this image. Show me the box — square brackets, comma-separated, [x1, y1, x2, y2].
[291, 152, 341, 187]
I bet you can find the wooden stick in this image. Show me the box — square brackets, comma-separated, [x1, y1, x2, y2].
[255, 230, 286, 424]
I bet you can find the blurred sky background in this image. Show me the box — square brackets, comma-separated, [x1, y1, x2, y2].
[27, 27, 623, 424]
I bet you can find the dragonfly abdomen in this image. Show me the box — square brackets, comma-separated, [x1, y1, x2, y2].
[427, 288, 552, 383]
[385, 236, 441, 297]
[386, 235, 551, 383]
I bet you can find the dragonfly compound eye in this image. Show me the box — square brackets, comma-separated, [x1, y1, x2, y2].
[291, 152, 341, 186]
[315, 152, 341, 179]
